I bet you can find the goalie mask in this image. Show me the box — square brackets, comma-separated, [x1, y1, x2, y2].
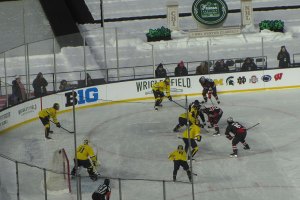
[83, 137, 89, 145]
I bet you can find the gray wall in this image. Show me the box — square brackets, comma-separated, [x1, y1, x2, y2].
[0, 0, 55, 54]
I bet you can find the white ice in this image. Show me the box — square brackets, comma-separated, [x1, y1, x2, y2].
[1, 88, 300, 200]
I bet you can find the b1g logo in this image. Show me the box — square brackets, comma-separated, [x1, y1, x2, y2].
[192, 0, 228, 25]
[65, 87, 99, 107]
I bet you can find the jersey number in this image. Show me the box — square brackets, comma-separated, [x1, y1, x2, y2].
[232, 122, 242, 128]
[78, 146, 85, 153]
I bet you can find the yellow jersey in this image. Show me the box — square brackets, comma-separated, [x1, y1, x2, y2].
[38, 107, 58, 123]
[151, 81, 170, 96]
[168, 150, 187, 161]
[76, 144, 96, 161]
[179, 112, 197, 124]
[182, 124, 201, 139]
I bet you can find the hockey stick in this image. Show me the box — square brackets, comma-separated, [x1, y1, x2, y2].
[246, 123, 260, 130]
[50, 120, 74, 133]
[171, 99, 186, 109]
[209, 98, 215, 106]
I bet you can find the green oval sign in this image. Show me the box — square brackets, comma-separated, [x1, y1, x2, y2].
[192, 0, 228, 25]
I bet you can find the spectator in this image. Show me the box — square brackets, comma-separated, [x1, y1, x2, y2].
[214, 59, 229, 73]
[32, 72, 48, 97]
[86, 73, 95, 86]
[241, 58, 257, 71]
[277, 46, 291, 68]
[155, 63, 167, 78]
[195, 61, 209, 75]
[59, 80, 72, 91]
[174, 60, 188, 76]
[12, 75, 26, 104]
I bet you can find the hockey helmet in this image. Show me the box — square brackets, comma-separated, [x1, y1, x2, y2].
[83, 137, 89, 145]
[164, 77, 170, 83]
[177, 145, 184, 151]
[227, 117, 234, 124]
[194, 100, 200, 107]
[104, 178, 110, 186]
[199, 76, 206, 84]
[53, 103, 60, 110]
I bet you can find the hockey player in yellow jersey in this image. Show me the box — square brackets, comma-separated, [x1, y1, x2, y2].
[181, 122, 201, 159]
[38, 103, 61, 139]
[168, 145, 192, 182]
[173, 111, 197, 132]
[71, 138, 99, 181]
[152, 77, 172, 110]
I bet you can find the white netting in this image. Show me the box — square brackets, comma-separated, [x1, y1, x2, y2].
[45, 149, 70, 193]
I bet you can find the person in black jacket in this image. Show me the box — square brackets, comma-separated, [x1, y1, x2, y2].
[155, 63, 167, 78]
[277, 46, 291, 68]
[241, 58, 257, 71]
[214, 59, 229, 73]
[174, 60, 188, 76]
[32, 72, 48, 97]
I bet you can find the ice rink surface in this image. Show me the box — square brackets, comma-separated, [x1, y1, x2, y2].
[1, 88, 300, 200]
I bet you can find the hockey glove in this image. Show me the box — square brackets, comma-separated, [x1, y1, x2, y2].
[168, 96, 173, 101]
[56, 122, 61, 128]
[226, 135, 233, 140]
[93, 160, 100, 166]
[200, 124, 204, 128]
[197, 135, 202, 142]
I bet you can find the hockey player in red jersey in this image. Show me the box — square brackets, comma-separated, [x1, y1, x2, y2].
[201, 105, 223, 136]
[225, 117, 250, 158]
[199, 76, 220, 104]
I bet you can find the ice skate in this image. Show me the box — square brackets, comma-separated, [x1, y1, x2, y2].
[243, 144, 250, 150]
[230, 152, 238, 158]
[213, 132, 220, 136]
[230, 149, 238, 158]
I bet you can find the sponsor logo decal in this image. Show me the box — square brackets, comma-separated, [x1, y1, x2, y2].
[237, 76, 246, 84]
[226, 76, 234, 86]
[261, 75, 272, 82]
[249, 75, 258, 84]
[65, 87, 99, 107]
[18, 104, 37, 116]
[274, 73, 283, 81]
[136, 78, 191, 95]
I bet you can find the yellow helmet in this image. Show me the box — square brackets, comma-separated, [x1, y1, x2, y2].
[164, 77, 170, 83]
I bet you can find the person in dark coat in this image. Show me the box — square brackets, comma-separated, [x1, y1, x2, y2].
[214, 59, 229, 73]
[241, 58, 258, 71]
[277, 46, 291, 68]
[32, 72, 48, 97]
[155, 63, 167, 78]
[12, 75, 26, 104]
[195, 61, 209, 75]
[174, 60, 188, 76]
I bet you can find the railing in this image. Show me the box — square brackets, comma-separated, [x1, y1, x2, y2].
[0, 153, 195, 200]
[293, 53, 300, 67]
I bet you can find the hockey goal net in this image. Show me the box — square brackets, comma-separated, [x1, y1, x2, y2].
[45, 148, 71, 193]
